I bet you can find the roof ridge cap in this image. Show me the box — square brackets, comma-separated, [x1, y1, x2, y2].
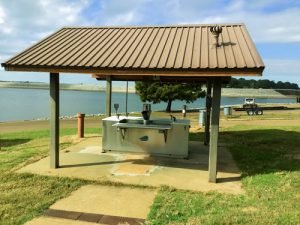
[61, 23, 245, 29]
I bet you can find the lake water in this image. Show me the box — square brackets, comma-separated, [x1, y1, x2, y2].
[0, 88, 296, 122]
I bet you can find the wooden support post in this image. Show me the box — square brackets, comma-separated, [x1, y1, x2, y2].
[204, 80, 212, 145]
[50, 73, 59, 169]
[106, 76, 112, 117]
[208, 79, 222, 183]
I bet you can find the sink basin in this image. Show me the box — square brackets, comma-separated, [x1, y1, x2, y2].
[119, 118, 172, 126]
[119, 119, 143, 124]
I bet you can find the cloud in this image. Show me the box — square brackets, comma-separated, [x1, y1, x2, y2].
[0, 0, 299, 85]
[168, 0, 300, 43]
[262, 59, 300, 84]
[82, 0, 149, 25]
[243, 8, 300, 43]
[0, 6, 5, 24]
[264, 59, 300, 77]
[0, 0, 89, 56]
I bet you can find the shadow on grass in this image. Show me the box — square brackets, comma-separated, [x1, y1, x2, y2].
[0, 138, 31, 148]
[219, 129, 300, 177]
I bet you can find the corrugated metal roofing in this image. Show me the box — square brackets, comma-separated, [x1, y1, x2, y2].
[1, 24, 264, 76]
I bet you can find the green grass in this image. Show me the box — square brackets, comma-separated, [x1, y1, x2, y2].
[147, 125, 300, 225]
[1, 123, 300, 224]
[0, 173, 87, 225]
[0, 128, 100, 225]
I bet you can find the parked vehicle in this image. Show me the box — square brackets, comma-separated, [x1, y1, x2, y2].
[242, 98, 263, 116]
[243, 98, 257, 108]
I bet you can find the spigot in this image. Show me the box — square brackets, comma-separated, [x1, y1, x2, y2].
[170, 115, 176, 122]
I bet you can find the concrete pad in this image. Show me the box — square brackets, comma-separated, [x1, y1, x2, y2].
[50, 185, 156, 219]
[25, 216, 102, 225]
[18, 137, 243, 194]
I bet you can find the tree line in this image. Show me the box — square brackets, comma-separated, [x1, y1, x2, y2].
[226, 78, 299, 89]
[135, 78, 299, 112]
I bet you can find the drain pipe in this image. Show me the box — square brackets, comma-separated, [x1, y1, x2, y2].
[77, 113, 85, 138]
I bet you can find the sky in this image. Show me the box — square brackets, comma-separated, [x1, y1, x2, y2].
[0, 0, 299, 85]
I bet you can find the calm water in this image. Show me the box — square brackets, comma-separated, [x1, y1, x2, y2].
[0, 88, 296, 122]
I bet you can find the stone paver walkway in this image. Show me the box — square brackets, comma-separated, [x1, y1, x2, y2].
[26, 185, 157, 225]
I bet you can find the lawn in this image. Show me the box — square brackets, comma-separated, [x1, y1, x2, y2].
[0, 128, 100, 225]
[147, 124, 300, 224]
[1, 119, 300, 224]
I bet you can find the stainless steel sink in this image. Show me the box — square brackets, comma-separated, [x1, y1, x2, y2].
[102, 116, 190, 158]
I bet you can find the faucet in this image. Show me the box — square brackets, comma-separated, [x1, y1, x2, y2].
[170, 115, 176, 122]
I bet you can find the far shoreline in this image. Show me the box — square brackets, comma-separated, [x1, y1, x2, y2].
[1, 81, 298, 98]
[0, 81, 136, 93]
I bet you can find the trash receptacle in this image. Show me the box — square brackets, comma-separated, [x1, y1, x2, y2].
[199, 110, 206, 126]
[224, 106, 232, 116]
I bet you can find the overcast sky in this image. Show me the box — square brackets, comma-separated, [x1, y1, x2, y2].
[0, 0, 299, 85]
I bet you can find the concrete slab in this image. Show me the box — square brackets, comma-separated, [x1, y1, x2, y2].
[25, 216, 102, 225]
[50, 185, 156, 219]
[18, 137, 243, 194]
[25, 185, 154, 225]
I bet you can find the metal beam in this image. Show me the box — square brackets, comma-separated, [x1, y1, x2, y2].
[208, 79, 222, 183]
[106, 76, 112, 117]
[50, 73, 59, 169]
[125, 81, 128, 116]
[204, 80, 212, 145]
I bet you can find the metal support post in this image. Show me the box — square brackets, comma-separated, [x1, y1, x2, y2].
[208, 79, 222, 183]
[50, 73, 59, 169]
[204, 80, 212, 145]
[106, 76, 112, 117]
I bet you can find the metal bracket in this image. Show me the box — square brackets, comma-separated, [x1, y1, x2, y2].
[159, 129, 168, 143]
[117, 127, 127, 140]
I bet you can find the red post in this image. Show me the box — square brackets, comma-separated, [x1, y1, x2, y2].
[77, 113, 85, 138]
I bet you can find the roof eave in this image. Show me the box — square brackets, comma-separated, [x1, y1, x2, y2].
[1, 65, 264, 77]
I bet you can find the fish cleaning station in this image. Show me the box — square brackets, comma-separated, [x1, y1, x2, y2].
[102, 103, 190, 158]
[1, 23, 264, 186]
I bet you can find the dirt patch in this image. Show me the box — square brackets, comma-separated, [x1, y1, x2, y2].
[0, 118, 101, 133]
[241, 207, 258, 213]
[220, 118, 300, 128]
[111, 154, 158, 176]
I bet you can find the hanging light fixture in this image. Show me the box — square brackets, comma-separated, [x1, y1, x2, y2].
[209, 25, 223, 47]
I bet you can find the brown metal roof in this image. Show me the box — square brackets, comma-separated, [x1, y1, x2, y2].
[1, 24, 264, 78]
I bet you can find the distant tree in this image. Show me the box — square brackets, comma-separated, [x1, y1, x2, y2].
[135, 81, 205, 112]
[226, 78, 299, 89]
[248, 79, 256, 88]
[238, 78, 248, 88]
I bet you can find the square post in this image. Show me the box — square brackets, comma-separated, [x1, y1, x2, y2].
[204, 80, 212, 145]
[106, 76, 112, 117]
[208, 79, 222, 183]
[50, 73, 60, 169]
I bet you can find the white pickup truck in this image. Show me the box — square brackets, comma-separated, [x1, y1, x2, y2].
[242, 98, 263, 115]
